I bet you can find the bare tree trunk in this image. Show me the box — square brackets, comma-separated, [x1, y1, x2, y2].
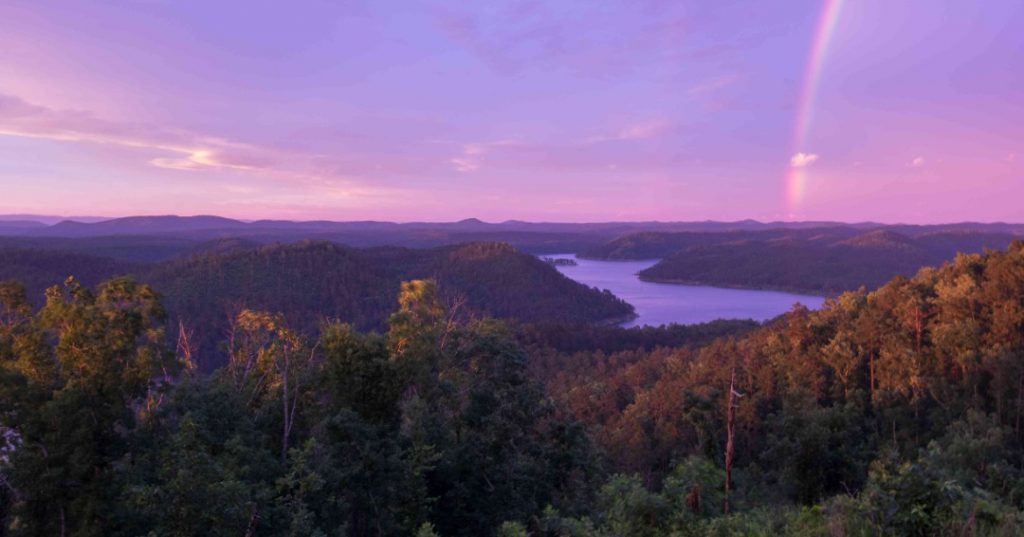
[724, 368, 741, 515]
[176, 318, 197, 375]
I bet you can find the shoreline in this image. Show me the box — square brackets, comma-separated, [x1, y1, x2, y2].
[635, 274, 835, 298]
[570, 254, 836, 297]
[596, 311, 639, 327]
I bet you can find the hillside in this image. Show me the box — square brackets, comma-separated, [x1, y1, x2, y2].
[145, 241, 634, 368]
[579, 228, 862, 260]
[0, 235, 203, 263]
[528, 240, 1024, 533]
[0, 248, 140, 299]
[622, 229, 1020, 294]
[0, 240, 633, 370]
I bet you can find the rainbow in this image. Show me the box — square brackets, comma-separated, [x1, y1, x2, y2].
[785, 0, 846, 213]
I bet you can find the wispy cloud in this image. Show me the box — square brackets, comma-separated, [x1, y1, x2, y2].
[450, 157, 479, 172]
[448, 140, 520, 172]
[0, 94, 285, 174]
[790, 152, 819, 168]
[911, 156, 925, 167]
[0, 93, 415, 195]
[578, 119, 678, 145]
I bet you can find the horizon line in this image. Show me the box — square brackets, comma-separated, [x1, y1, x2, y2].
[2, 213, 1024, 228]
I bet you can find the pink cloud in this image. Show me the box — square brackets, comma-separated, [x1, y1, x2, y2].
[790, 152, 819, 168]
[0, 94, 269, 172]
[0, 94, 421, 194]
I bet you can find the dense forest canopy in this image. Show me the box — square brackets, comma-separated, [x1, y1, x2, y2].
[1, 240, 1023, 535]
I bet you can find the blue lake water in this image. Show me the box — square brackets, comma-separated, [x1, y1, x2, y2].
[549, 255, 826, 327]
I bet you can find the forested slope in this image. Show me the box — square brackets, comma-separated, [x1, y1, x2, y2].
[144, 241, 634, 368]
[595, 228, 1019, 294]
[533, 240, 1024, 534]
[0, 247, 140, 295]
[1, 242, 1023, 534]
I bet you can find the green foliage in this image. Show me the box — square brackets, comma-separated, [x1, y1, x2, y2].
[760, 403, 874, 504]
[662, 455, 726, 520]
[496, 521, 529, 537]
[0, 277, 175, 536]
[415, 522, 441, 537]
[596, 474, 670, 537]
[1, 241, 1024, 535]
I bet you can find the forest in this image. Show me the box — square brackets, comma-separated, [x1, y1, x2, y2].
[582, 228, 1021, 294]
[1, 240, 1023, 535]
[0, 241, 633, 371]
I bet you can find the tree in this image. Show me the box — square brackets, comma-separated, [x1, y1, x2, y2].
[1, 277, 173, 536]
[227, 309, 314, 463]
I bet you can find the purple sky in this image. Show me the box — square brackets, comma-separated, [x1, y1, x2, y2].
[1, 0, 1021, 222]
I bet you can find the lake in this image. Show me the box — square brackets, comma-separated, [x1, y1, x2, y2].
[548, 255, 826, 327]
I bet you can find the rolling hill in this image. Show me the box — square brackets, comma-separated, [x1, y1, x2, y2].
[634, 229, 1020, 294]
[0, 240, 634, 369]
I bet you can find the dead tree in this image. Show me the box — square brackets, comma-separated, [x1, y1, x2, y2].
[724, 367, 744, 514]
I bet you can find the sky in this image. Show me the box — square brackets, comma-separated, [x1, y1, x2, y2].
[0, 0, 1021, 223]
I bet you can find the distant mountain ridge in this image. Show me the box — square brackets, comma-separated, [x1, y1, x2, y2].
[40, 215, 250, 236]
[3, 213, 1023, 237]
[0, 221, 48, 234]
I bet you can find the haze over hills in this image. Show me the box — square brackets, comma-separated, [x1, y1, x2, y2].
[3, 214, 1022, 299]
[2, 214, 1023, 255]
[5, 214, 1023, 237]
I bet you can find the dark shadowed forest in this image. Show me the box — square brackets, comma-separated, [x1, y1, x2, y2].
[2, 237, 1024, 535]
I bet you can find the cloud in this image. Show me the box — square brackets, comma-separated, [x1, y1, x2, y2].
[450, 157, 479, 172]
[1007, 153, 1016, 163]
[578, 120, 677, 145]
[448, 139, 519, 172]
[0, 93, 420, 195]
[790, 152, 819, 168]
[0, 94, 280, 173]
[911, 156, 925, 167]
